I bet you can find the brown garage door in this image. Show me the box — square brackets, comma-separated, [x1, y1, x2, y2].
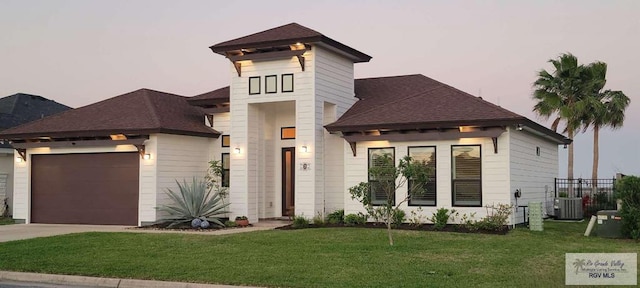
[31, 153, 139, 225]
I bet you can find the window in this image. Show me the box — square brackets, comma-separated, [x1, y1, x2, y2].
[282, 74, 294, 93]
[281, 127, 295, 139]
[221, 153, 230, 187]
[408, 146, 436, 206]
[249, 77, 260, 95]
[368, 148, 395, 206]
[265, 75, 277, 93]
[451, 145, 481, 206]
[221, 135, 230, 147]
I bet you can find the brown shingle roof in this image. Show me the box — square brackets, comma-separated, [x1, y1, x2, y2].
[325, 74, 569, 144]
[327, 74, 525, 131]
[210, 23, 372, 63]
[0, 89, 219, 140]
[188, 86, 230, 106]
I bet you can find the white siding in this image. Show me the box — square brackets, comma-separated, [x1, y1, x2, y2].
[0, 152, 13, 215]
[509, 128, 559, 223]
[229, 51, 315, 222]
[212, 112, 231, 160]
[154, 134, 214, 223]
[314, 47, 356, 218]
[343, 135, 511, 223]
[227, 45, 357, 221]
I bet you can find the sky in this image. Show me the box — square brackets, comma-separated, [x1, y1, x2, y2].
[1, 0, 638, 178]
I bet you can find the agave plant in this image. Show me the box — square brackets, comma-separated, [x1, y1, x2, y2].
[156, 178, 230, 228]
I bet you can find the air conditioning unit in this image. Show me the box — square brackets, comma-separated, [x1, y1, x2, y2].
[554, 197, 583, 220]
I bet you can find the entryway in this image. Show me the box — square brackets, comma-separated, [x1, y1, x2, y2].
[281, 147, 295, 217]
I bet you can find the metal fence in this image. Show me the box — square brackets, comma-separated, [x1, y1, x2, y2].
[555, 178, 617, 218]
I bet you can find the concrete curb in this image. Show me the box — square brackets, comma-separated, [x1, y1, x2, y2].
[0, 271, 262, 288]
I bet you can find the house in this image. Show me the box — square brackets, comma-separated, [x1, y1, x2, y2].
[0, 93, 71, 216]
[0, 23, 570, 226]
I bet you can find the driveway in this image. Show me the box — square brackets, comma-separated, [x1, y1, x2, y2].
[0, 224, 130, 243]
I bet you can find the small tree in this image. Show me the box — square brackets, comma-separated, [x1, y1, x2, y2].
[349, 154, 431, 246]
[205, 160, 229, 209]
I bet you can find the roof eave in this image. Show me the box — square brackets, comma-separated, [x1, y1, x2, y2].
[0, 128, 220, 141]
[210, 35, 371, 63]
[325, 118, 571, 145]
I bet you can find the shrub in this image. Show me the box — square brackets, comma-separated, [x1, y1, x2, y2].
[408, 207, 426, 227]
[327, 209, 345, 224]
[344, 213, 367, 226]
[392, 208, 406, 227]
[615, 176, 640, 239]
[156, 178, 230, 228]
[312, 213, 325, 226]
[430, 208, 455, 230]
[558, 192, 568, 198]
[452, 212, 478, 231]
[292, 215, 310, 228]
[475, 204, 513, 231]
[224, 220, 237, 227]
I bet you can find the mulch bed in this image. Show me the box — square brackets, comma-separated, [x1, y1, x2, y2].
[130, 222, 253, 232]
[276, 222, 510, 235]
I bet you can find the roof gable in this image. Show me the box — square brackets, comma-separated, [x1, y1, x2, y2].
[0, 89, 219, 140]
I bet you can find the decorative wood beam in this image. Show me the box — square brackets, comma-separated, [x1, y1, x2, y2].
[297, 55, 305, 71]
[227, 49, 307, 75]
[227, 49, 306, 62]
[492, 137, 498, 154]
[206, 114, 214, 127]
[349, 142, 357, 157]
[233, 62, 242, 77]
[134, 144, 145, 158]
[15, 148, 26, 162]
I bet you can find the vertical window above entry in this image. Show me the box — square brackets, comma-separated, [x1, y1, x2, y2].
[408, 146, 436, 206]
[282, 74, 294, 93]
[221, 135, 230, 147]
[368, 148, 395, 206]
[265, 75, 277, 93]
[221, 153, 230, 187]
[451, 145, 481, 207]
[249, 77, 261, 95]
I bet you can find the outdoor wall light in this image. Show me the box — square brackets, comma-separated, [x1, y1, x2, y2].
[516, 124, 524, 131]
[234, 147, 241, 154]
[143, 154, 151, 160]
[301, 146, 308, 153]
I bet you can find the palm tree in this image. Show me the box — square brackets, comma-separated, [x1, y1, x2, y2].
[533, 53, 590, 182]
[580, 62, 630, 186]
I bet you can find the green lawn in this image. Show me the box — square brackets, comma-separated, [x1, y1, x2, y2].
[0, 221, 637, 288]
[0, 217, 14, 225]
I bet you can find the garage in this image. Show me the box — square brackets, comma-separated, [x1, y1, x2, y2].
[31, 152, 139, 225]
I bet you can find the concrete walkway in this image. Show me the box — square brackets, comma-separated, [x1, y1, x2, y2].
[0, 221, 290, 243]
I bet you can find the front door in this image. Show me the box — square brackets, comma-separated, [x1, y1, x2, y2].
[282, 147, 295, 216]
